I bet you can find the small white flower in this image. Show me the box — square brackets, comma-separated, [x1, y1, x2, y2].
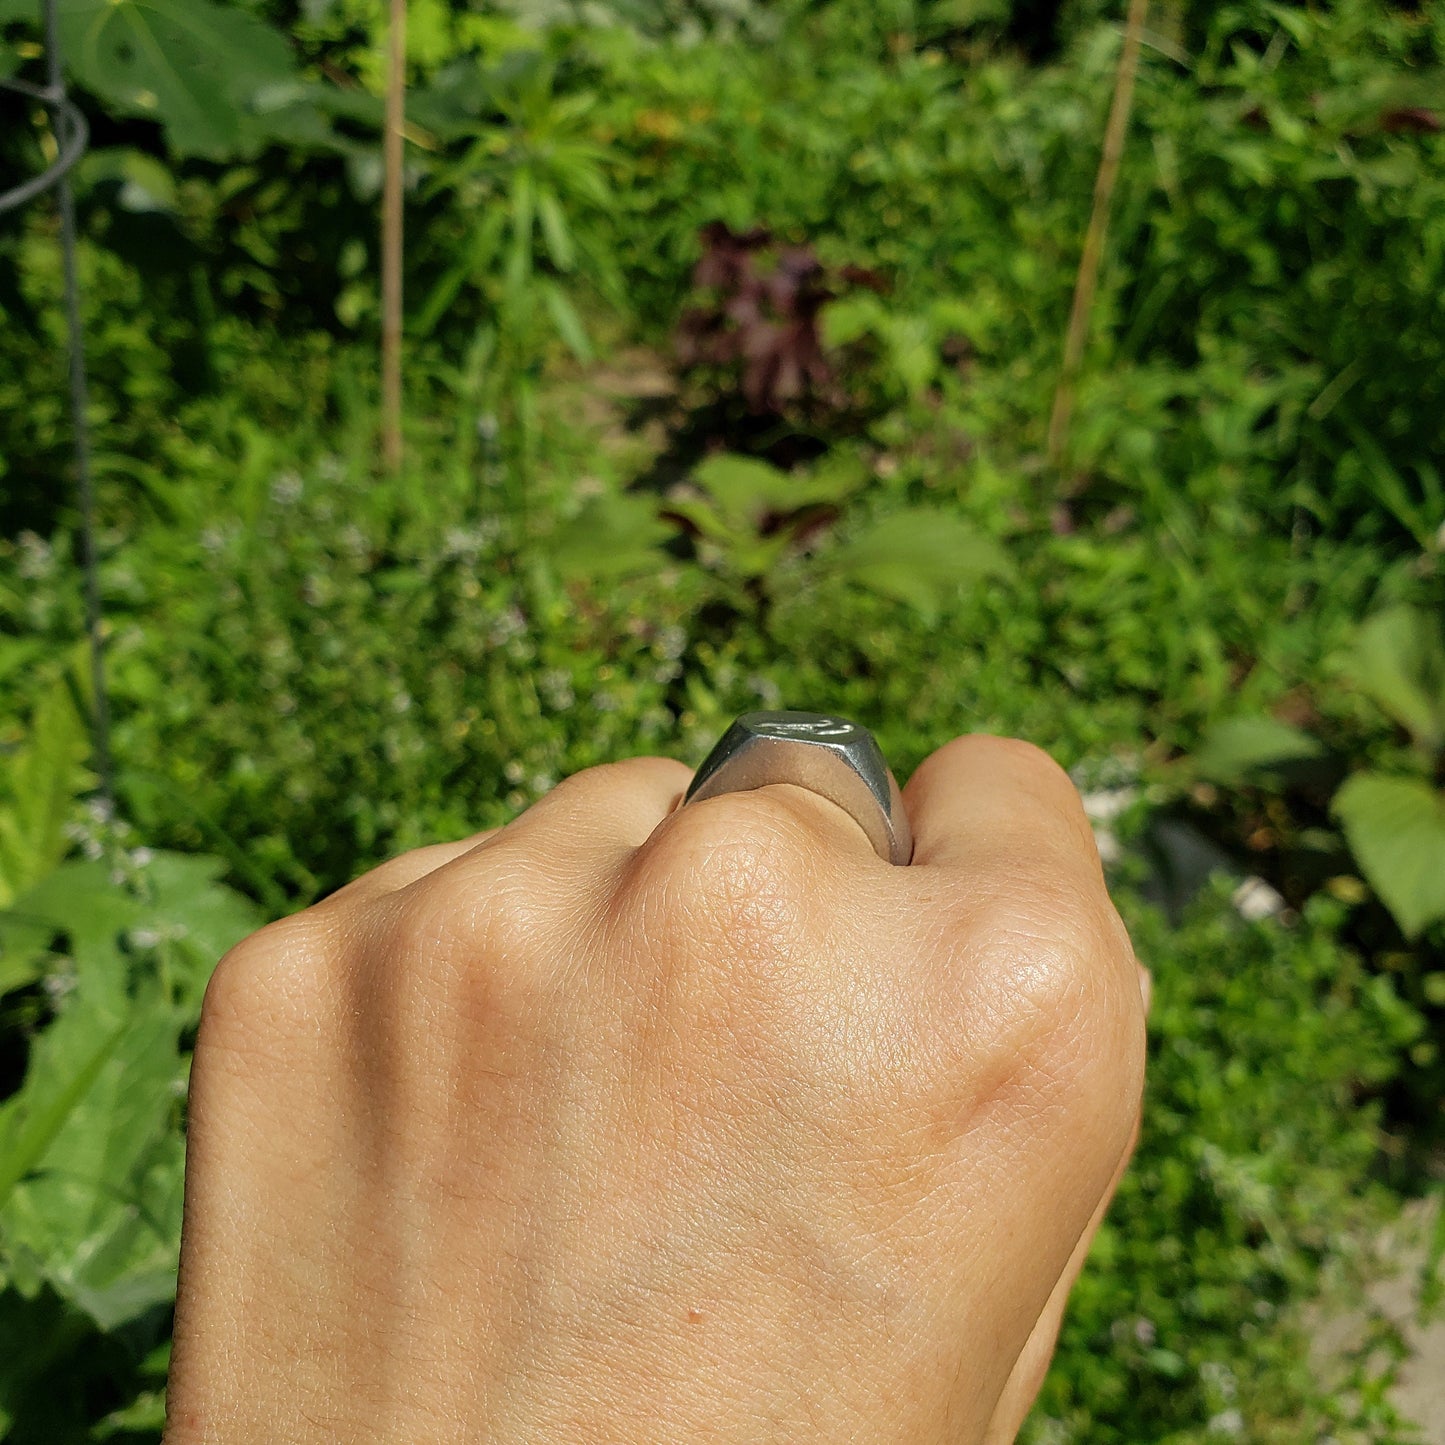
[269, 472, 304, 506]
[16, 530, 54, 581]
[1232, 876, 1285, 922]
[1081, 787, 1137, 823]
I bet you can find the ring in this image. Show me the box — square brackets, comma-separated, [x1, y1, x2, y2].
[684, 711, 913, 865]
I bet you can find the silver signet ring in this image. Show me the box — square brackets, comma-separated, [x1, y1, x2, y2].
[683, 710, 913, 865]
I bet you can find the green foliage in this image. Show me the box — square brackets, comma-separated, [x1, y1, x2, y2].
[1190, 715, 1324, 787]
[0, 698, 261, 1442]
[1334, 775, 1445, 942]
[4, 0, 1444, 1437]
[1030, 883, 1423, 1443]
[0, 678, 92, 910]
[1342, 606, 1445, 757]
[1188, 602, 1445, 941]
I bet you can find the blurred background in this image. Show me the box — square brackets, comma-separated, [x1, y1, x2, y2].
[2, 0, 1444, 1438]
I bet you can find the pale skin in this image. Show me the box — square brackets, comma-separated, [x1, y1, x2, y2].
[164, 734, 1148, 1444]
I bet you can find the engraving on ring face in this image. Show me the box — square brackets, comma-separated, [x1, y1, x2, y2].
[753, 717, 856, 740]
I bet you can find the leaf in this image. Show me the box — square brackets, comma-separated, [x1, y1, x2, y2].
[11, 863, 143, 1016]
[0, 993, 185, 1331]
[0, 909, 52, 998]
[536, 185, 576, 272]
[690, 455, 796, 530]
[548, 494, 672, 582]
[141, 852, 264, 1010]
[0, 678, 92, 908]
[541, 281, 591, 362]
[57, 0, 300, 160]
[1334, 772, 1445, 939]
[1191, 716, 1325, 785]
[827, 510, 1012, 623]
[77, 146, 178, 213]
[94, 1387, 168, 1438]
[1342, 606, 1445, 751]
[0, 1007, 126, 1208]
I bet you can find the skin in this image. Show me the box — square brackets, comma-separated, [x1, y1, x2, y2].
[164, 734, 1148, 1445]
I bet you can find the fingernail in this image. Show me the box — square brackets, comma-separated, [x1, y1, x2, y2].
[1137, 963, 1153, 1016]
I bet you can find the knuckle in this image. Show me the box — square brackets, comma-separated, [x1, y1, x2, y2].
[379, 859, 546, 985]
[201, 912, 336, 1042]
[972, 886, 1143, 1116]
[645, 792, 816, 942]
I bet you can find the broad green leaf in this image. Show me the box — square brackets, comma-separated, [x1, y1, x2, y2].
[1342, 605, 1445, 751]
[827, 510, 1012, 623]
[548, 494, 672, 582]
[691, 455, 796, 530]
[820, 292, 887, 349]
[11, 863, 143, 1016]
[0, 994, 184, 1331]
[58, 0, 299, 160]
[1191, 716, 1325, 785]
[0, 1006, 126, 1208]
[1334, 772, 1445, 939]
[0, 679, 92, 908]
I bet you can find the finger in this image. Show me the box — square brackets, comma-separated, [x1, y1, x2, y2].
[982, 1110, 1144, 1444]
[312, 831, 502, 914]
[404, 757, 694, 905]
[503, 756, 694, 854]
[903, 734, 1100, 878]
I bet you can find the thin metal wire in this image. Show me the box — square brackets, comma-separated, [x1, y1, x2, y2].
[0, 79, 88, 216]
[1, 0, 112, 799]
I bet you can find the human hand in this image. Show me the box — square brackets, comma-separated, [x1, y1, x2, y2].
[164, 735, 1146, 1444]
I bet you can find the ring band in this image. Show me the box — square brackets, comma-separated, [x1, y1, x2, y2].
[684, 711, 913, 865]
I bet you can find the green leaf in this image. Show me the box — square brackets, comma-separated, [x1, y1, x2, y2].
[1191, 716, 1325, 785]
[827, 510, 1012, 623]
[94, 1388, 168, 1438]
[690, 455, 796, 530]
[536, 185, 576, 272]
[57, 0, 300, 160]
[541, 281, 591, 362]
[141, 852, 265, 1009]
[0, 908, 53, 998]
[547, 494, 672, 582]
[1334, 772, 1445, 939]
[11, 863, 143, 1016]
[1341, 606, 1445, 751]
[0, 993, 185, 1331]
[0, 679, 92, 908]
[0, 1008, 126, 1208]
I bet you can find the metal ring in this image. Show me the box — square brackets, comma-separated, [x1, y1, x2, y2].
[684, 710, 913, 865]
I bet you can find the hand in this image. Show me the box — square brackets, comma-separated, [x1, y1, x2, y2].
[164, 735, 1146, 1444]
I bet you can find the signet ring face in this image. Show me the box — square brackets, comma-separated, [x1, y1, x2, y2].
[683, 711, 913, 865]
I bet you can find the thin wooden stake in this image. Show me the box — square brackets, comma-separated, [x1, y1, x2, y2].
[381, 0, 406, 474]
[1047, 0, 1149, 469]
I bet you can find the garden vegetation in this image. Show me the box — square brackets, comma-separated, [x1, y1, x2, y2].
[1, 0, 1443, 1439]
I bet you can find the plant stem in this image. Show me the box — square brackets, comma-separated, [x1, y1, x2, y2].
[1047, 0, 1149, 470]
[381, 0, 406, 474]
